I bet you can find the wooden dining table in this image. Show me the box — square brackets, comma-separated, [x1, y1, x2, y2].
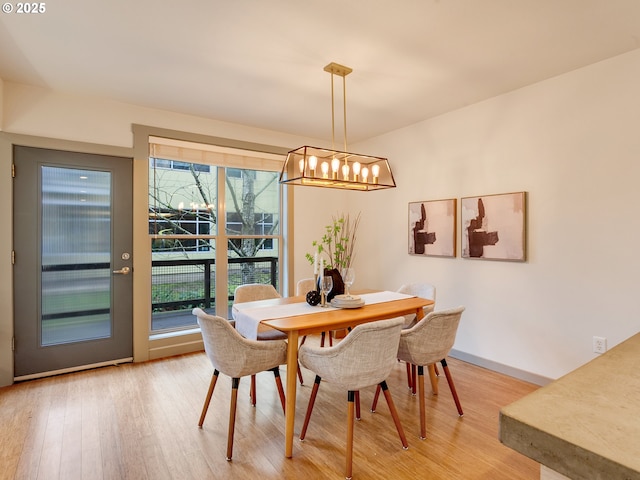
[240, 291, 434, 458]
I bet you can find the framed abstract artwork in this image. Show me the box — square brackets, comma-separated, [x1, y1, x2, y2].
[408, 199, 456, 257]
[461, 192, 526, 261]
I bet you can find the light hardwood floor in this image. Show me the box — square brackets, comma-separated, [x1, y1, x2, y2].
[0, 336, 540, 480]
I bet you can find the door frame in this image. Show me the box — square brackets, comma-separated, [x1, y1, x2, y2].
[0, 132, 132, 386]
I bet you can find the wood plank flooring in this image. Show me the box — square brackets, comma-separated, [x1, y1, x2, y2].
[0, 336, 540, 479]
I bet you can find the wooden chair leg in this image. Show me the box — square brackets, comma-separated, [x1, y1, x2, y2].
[411, 364, 417, 395]
[418, 366, 427, 439]
[198, 370, 219, 427]
[300, 375, 321, 440]
[346, 391, 355, 480]
[329, 330, 333, 346]
[320, 331, 326, 347]
[441, 359, 464, 416]
[250, 374, 257, 406]
[370, 384, 381, 412]
[271, 367, 286, 413]
[405, 362, 413, 390]
[227, 378, 240, 461]
[380, 381, 408, 449]
[297, 363, 304, 385]
[428, 364, 439, 395]
[355, 391, 361, 420]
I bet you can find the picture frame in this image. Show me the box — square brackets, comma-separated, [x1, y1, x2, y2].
[461, 192, 526, 261]
[408, 198, 457, 257]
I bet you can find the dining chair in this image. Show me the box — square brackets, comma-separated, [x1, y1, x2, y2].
[298, 316, 408, 480]
[397, 282, 436, 392]
[233, 283, 304, 393]
[192, 308, 287, 461]
[297, 277, 333, 347]
[372, 306, 465, 440]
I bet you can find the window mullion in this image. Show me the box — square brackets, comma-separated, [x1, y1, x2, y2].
[214, 166, 228, 318]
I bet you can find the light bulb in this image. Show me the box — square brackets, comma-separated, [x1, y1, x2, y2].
[321, 161, 329, 178]
[331, 158, 340, 179]
[361, 167, 369, 183]
[342, 163, 350, 181]
[309, 156, 317, 176]
[299, 159, 305, 173]
[372, 164, 380, 184]
[352, 162, 361, 182]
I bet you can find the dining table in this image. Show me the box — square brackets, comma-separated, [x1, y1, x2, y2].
[233, 290, 434, 458]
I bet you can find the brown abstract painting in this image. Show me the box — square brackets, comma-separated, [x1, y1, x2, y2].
[461, 192, 526, 261]
[408, 199, 456, 257]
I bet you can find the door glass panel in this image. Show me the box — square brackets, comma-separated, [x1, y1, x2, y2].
[41, 166, 111, 345]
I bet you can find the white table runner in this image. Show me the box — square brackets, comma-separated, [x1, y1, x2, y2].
[233, 290, 414, 340]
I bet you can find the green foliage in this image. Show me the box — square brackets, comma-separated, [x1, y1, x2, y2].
[306, 212, 361, 270]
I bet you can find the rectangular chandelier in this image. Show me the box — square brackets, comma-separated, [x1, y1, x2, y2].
[280, 145, 396, 191]
[280, 62, 396, 191]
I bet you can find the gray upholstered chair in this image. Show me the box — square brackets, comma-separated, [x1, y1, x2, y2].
[397, 282, 436, 328]
[397, 282, 436, 392]
[298, 317, 408, 480]
[192, 308, 287, 461]
[373, 306, 465, 440]
[233, 283, 304, 391]
[296, 277, 317, 296]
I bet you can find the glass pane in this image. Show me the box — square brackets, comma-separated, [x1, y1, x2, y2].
[224, 168, 280, 241]
[41, 166, 111, 345]
[149, 157, 217, 236]
[151, 242, 215, 331]
[228, 238, 280, 313]
[149, 158, 218, 332]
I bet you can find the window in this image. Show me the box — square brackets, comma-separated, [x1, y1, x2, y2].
[148, 139, 284, 333]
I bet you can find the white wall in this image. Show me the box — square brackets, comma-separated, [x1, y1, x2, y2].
[3, 47, 640, 385]
[350, 48, 640, 381]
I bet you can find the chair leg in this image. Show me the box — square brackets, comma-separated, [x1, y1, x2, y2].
[380, 381, 409, 449]
[320, 331, 326, 347]
[227, 377, 240, 461]
[441, 359, 464, 416]
[405, 362, 413, 390]
[298, 338, 306, 385]
[250, 374, 257, 406]
[329, 330, 333, 346]
[370, 384, 381, 412]
[198, 369, 219, 427]
[417, 366, 427, 439]
[271, 367, 286, 413]
[297, 363, 304, 385]
[346, 390, 355, 480]
[355, 391, 361, 420]
[428, 364, 439, 395]
[300, 375, 321, 440]
[411, 364, 417, 395]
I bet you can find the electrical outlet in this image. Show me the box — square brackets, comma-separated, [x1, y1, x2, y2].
[593, 336, 607, 354]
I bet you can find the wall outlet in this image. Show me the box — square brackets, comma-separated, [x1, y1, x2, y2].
[593, 336, 607, 354]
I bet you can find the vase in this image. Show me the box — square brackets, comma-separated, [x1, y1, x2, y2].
[320, 268, 344, 302]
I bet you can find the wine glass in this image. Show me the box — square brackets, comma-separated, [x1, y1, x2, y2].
[320, 275, 333, 307]
[341, 268, 355, 298]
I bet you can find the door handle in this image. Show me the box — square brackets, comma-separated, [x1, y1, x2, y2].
[113, 266, 131, 275]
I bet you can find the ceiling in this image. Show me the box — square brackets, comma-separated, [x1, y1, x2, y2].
[2, 0, 640, 143]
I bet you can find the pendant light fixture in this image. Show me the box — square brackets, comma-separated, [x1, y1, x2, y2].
[279, 62, 396, 191]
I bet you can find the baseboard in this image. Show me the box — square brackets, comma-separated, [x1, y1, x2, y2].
[148, 338, 204, 360]
[450, 349, 552, 386]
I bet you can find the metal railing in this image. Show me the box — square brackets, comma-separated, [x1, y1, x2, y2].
[151, 256, 279, 312]
[40, 257, 279, 327]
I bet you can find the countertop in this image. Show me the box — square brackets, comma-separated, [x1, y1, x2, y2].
[499, 332, 640, 479]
